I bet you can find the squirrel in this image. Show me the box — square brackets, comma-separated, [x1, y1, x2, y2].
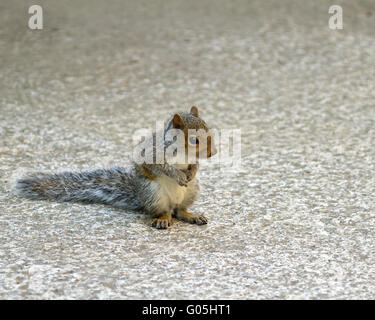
[14, 106, 217, 229]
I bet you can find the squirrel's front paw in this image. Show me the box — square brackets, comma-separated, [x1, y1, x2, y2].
[185, 164, 198, 182]
[185, 169, 194, 182]
[152, 216, 172, 229]
[176, 172, 188, 187]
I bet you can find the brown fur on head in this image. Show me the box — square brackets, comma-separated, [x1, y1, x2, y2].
[171, 106, 217, 161]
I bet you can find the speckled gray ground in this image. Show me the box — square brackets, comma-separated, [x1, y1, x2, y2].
[1, 0, 375, 299]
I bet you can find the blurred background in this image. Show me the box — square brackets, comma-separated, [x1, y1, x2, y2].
[1, 0, 375, 299]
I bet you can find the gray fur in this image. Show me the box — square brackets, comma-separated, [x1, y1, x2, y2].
[13, 108, 212, 227]
[15, 167, 142, 210]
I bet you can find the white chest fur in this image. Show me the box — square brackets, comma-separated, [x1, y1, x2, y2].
[153, 175, 188, 211]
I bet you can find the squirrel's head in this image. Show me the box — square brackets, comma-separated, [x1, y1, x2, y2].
[166, 106, 217, 163]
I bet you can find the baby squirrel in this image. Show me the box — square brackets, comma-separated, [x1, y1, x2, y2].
[14, 106, 217, 229]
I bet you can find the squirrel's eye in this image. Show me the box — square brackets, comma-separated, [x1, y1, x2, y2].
[189, 136, 199, 145]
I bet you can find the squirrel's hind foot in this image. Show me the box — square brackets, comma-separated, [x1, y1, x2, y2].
[152, 215, 172, 229]
[174, 210, 208, 225]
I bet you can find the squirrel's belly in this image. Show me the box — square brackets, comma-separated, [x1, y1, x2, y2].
[153, 175, 187, 210]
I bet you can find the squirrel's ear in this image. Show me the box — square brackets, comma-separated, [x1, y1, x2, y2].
[172, 113, 185, 129]
[190, 106, 199, 117]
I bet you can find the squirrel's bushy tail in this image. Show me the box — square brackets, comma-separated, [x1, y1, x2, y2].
[14, 167, 140, 209]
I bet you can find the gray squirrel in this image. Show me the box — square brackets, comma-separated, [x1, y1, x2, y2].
[14, 106, 217, 229]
